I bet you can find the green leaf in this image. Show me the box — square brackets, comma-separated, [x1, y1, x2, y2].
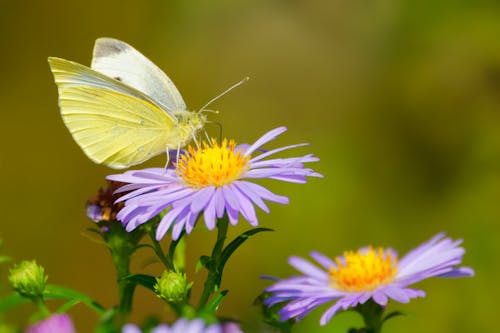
[57, 299, 81, 313]
[218, 228, 273, 273]
[196, 255, 212, 272]
[121, 274, 157, 292]
[382, 310, 405, 323]
[203, 290, 228, 313]
[0, 292, 30, 312]
[171, 234, 187, 272]
[44, 284, 105, 315]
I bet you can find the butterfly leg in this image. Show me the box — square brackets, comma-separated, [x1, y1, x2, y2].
[163, 146, 170, 171]
[192, 132, 200, 149]
[203, 129, 211, 146]
[176, 143, 181, 167]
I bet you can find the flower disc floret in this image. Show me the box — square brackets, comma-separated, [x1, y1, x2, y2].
[330, 247, 397, 292]
[177, 139, 250, 188]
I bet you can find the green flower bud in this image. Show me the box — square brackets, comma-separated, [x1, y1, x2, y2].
[8, 260, 47, 298]
[154, 270, 192, 303]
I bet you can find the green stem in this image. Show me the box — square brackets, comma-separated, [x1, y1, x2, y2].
[354, 300, 385, 333]
[104, 223, 143, 325]
[198, 216, 229, 308]
[148, 232, 173, 270]
[33, 297, 50, 318]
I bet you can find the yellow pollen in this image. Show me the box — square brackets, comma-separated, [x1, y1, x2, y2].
[329, 247, 398, 292]
[176, 139, 251, 188]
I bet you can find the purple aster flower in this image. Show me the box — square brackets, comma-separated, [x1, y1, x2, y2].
[264, 233, 474, 326]
[26, 313, 76, 333]
[122, 319, 243, 333]
[108, 127, 322, 240]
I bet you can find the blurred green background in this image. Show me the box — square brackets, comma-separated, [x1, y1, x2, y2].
[0, 0, 498, 332]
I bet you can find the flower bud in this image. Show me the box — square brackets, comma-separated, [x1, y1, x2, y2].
[8, 260, 47, 298]
[154, 270, 192, 303]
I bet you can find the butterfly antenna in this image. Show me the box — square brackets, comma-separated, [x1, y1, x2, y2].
[198, 77, 250, 114]
[201, 109, 220, 114]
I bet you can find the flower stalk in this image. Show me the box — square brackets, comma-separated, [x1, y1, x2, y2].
[352, 300, 384, 333]
[198, 216, 229, 308]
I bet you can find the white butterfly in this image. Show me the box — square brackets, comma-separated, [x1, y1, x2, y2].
[49, 37, 246, 169]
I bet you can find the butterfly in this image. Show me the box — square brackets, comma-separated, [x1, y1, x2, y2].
[48, 38, 246, 169]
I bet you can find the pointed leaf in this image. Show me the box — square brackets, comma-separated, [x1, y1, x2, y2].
[204, 290, 228, 313]
[218, 228, 273, 272]
[383, 310, 405, 323]
[44, 284, 105, 314]
[196, 255, 212, 272]
[121, 274, 157, 292]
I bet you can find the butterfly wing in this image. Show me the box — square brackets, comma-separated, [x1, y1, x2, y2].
[91, 37, 187, 112]
[49, 57, 176, 169]
[57, 86, 175, 169]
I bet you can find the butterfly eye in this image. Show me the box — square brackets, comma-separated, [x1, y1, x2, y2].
[114, 77, 122, 81]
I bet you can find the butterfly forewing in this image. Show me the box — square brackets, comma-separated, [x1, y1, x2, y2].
[58, 86, 175, 169]
[91, 38, 187, 112]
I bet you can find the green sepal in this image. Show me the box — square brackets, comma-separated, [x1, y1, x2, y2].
[121, 274, 157, 292]
[43, 284, 105, 315]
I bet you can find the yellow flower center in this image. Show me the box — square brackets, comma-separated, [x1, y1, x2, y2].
[329, 247, 398, 292]
[176, 139, 251, 188]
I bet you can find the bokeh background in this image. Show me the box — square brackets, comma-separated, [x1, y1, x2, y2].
[0, 0, 498, 332]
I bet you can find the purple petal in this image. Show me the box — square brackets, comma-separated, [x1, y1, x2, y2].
[249, 143, 310, 163]
[319, 301, 344, 326]
[203, 193, 217, 230]
[229, 184, 258, 226]
[240, 182, 289, 205]
[437, 266, 474, 278]
[233, 181, 270, 213]
[288, 256, 329, 280]
[372, 291, 388, 306]
[156, 206, 188, 240]
[244, 127, 287, 157]
[190, 187, 216, 213]
[214, 188, 226, 218]
[310, 251, 336, 270]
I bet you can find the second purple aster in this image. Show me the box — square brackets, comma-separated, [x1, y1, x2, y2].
[264, 233, 474, 326]
[108, 127, 322, 240]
